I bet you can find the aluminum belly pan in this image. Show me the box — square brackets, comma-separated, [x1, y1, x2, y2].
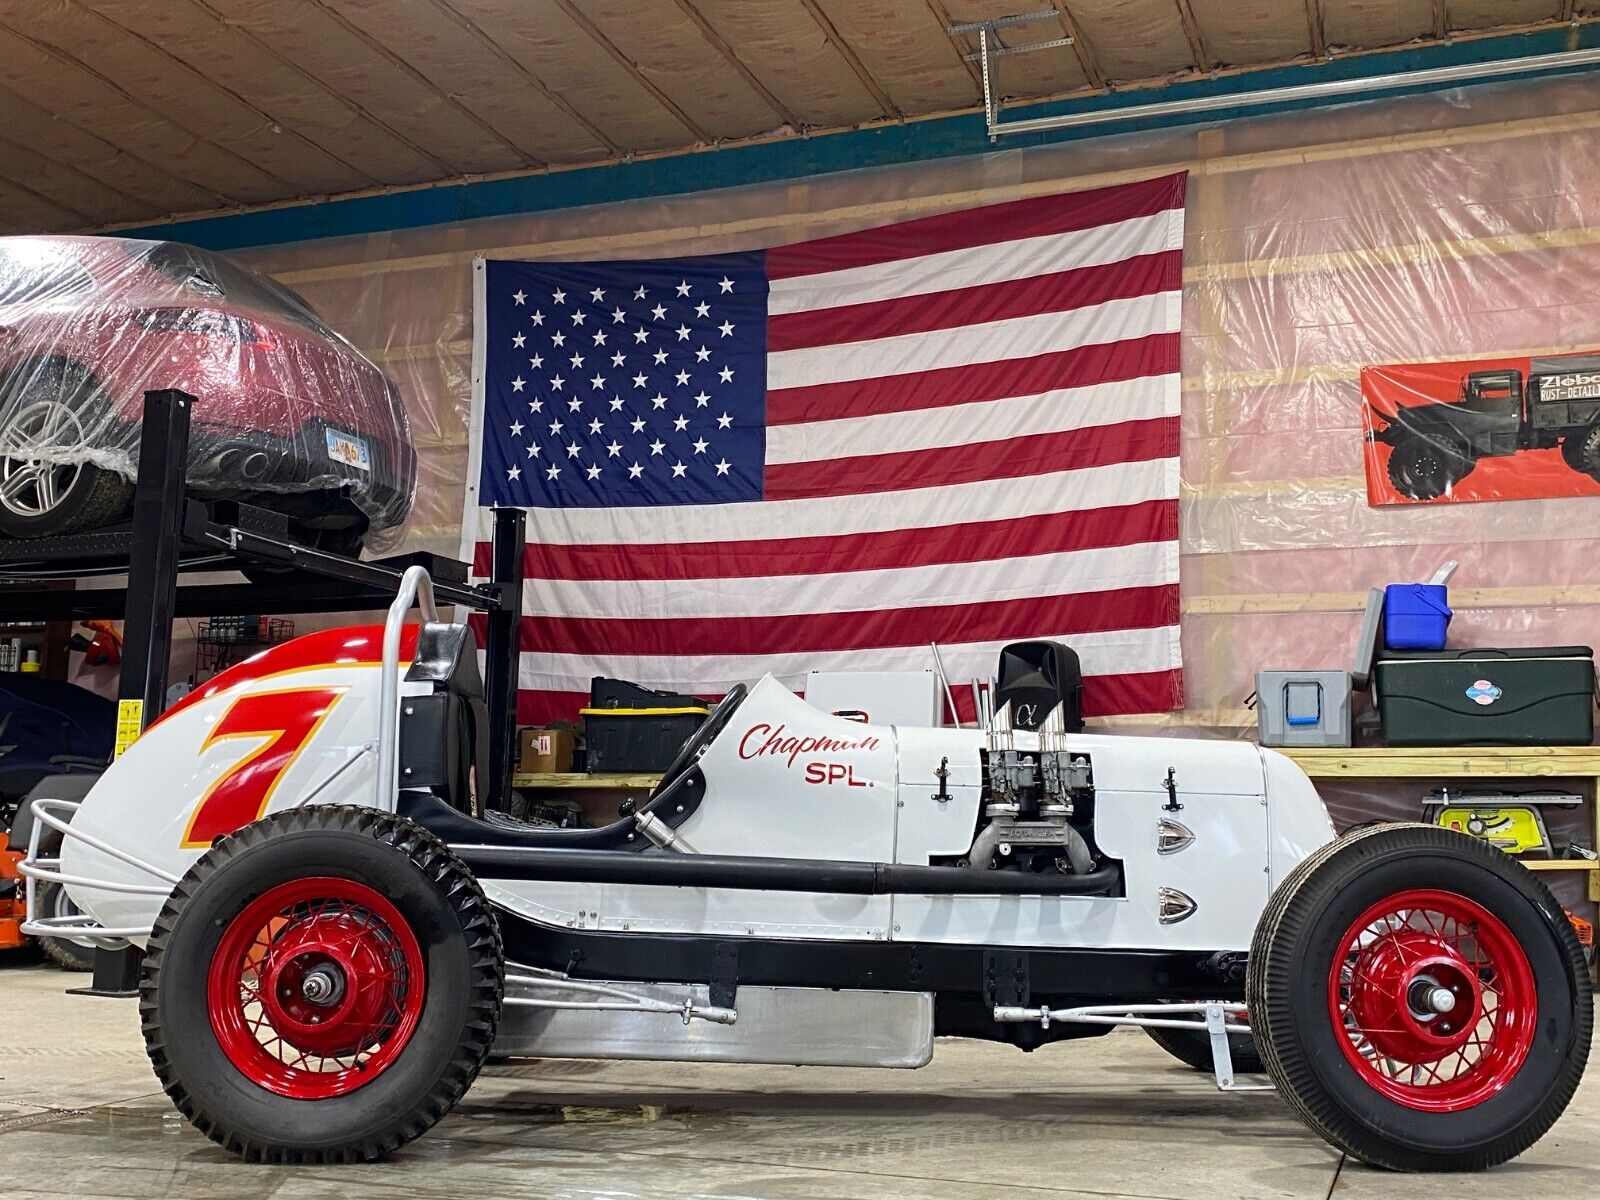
[493, 981, 934, 1068]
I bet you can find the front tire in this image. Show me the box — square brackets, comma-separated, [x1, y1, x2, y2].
[139, 806, 503, 1163]
[1146, 1023, 1263, 1075]
[0, 358, 131, 538]
[1249, 824, 1590, 1172]
[1386, 438, 1472, 501]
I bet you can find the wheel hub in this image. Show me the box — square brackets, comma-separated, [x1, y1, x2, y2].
[0, 399, 86, 518]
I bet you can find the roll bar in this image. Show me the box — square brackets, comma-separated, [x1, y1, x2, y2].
[377, 565, 437, 810]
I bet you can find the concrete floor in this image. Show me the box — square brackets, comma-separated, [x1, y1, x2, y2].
[0, 957, 1595, 1200]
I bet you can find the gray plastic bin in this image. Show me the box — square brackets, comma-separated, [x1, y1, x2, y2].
[1257, 670, 1353, 747]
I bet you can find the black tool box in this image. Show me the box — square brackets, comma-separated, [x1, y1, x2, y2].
[583, 677, 710, 773]
[1373, 646, 1596, 746]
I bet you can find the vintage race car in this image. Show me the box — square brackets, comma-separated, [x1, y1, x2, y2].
[21, 570, 1591, 1171]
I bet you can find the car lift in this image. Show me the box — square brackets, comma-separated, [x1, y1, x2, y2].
[0, 390, 526, 994]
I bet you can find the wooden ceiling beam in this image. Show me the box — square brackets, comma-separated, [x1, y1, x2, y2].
[797, 0, 902, 119]
[548, 0, 712, 143]
[307, 0, 542, 168]
[431, 0, 623, 156]
[1305, 0, 1327, 58]
[1050, 1, 1107, 91]
[1173, 0, 1212, 73]
[185, 0, 464, 178]
[924, 0, 985, 93]
[1433, 0, 1449, 39]
[673, 0, 803, 129]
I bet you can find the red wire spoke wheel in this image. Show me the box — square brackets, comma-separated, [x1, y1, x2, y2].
[140, 807, 502, 1163]
[1327, 888, 1535, 1113]
[207, 877, 426, 1099]
[1249, 824, 1591, 1172]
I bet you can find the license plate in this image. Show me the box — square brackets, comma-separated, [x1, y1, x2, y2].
[325, 428, 370, 471]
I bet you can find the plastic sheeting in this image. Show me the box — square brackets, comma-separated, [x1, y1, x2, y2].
[0, 235, 414, 542]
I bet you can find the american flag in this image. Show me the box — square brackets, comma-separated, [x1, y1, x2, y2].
[466, 172, 1186, 725]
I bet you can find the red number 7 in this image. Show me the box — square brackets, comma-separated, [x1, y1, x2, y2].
[182, 687, 347, 849]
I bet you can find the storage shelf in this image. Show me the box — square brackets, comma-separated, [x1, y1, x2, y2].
[512, 772, 662, 790]
[1278, 746, 1600, 779]
[1521, 860, 1599, 871]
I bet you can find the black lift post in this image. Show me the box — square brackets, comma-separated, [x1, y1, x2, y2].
[0, 391, 524, 994]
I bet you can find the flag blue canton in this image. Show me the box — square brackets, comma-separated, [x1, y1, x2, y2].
[478, 253, 767, 509]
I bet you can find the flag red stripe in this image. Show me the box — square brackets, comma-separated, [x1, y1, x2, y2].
[514, 584, 1178, 658]
[513, 667, 1184, 726]
[474, 497, 1177, 583]
[767, 251, 1181, 353]
[765, 416, 1176, 501]
[766, 332, 1177, 426]
[766, 173, 1187, 279]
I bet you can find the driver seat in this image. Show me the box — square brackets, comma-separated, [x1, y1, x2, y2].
[395, 622, 704, 850]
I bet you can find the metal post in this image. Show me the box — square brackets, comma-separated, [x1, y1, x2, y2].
[483, 507, 525, 813]
[76, 390, 191, 998]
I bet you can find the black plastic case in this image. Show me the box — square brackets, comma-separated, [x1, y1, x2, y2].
[1374, 646, 1595, 746]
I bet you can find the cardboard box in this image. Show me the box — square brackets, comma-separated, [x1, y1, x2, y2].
[518, 727, 575, 774]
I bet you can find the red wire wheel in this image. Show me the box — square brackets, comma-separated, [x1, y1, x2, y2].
[1327, 888, 1536, 1113]
[207, 876, 426, 1099]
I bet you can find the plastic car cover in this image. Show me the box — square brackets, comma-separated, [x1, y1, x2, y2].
[0, 236, 415, 544]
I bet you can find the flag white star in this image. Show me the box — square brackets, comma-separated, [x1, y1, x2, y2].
[675, 280, 691, 297]
[590, 374, 606, 390]
[509, 420, 524, 437]
[633, 328, 650, 344]
[568, 397, 583, 412]
[529, 354, 543, 369]
[633, 372, 648, 389]
[566, 442, 582, 459]
[588, 418, 603, 435]
[692, 437, 708, 454]
[592, 329, 607, 346]
[675, 369, 691, 386]
[694, 300, 710, 318]
[651, 394, 667, 410]
[610, 351, 625, 367]
[718, 320, 734, 337]
[716, 412, 732, 428]
[531, 311, 545, 326]
[673, 414, 689, 432]
[552, 288, 566, 304]
[546, 463, 561, 480]
[671, 461, 687, 478]
[549, 419, 563, 435]
[512, 332, 526, 348]
[551, 331, 565, 347]
[651, 304, 667, 321]
[586, 463, 602, 480]
[633, 285, 647, 301]
[630, 416, 646, 433]
[694, 391, 710, 407]
[717, 276, 734, 293]
[611, 307, 626, 324]
[510, 376, 525, 392]
[609, 396, 624, 411]
[512, 290, 527, 305]
[675, 324, 690, 342]
[526, 443, 540, 458]
[529, 398, 544, 413]
[694, 345, 710, 363]
[590, 287, 605, 302]
[653, 349, 668, 365]
[714, 459, 730, 475]
[507, 464, 521, 480]
[606, 440, 622, 457]
[718, 366, 734, 383]
[649, 439, 666, 456]
[571, 309, 586, 326]
[570, 353, 585, 369]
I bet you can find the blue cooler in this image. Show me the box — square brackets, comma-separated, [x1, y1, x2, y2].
[1384, 583, 1452, 651]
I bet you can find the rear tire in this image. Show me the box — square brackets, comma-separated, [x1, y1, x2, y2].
[1386, 438, 1472, 501]
[139, 806, 503, 1162]
[1145, 1023, 1263, 1074]
[1567, 422, 1600, 482]
[0, 358, 131, 538]
[33, 879, 95, 971]
[1249, 824, 1590, 1172]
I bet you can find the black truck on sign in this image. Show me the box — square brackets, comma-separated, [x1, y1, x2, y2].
[1370, 354, 1600, 499]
